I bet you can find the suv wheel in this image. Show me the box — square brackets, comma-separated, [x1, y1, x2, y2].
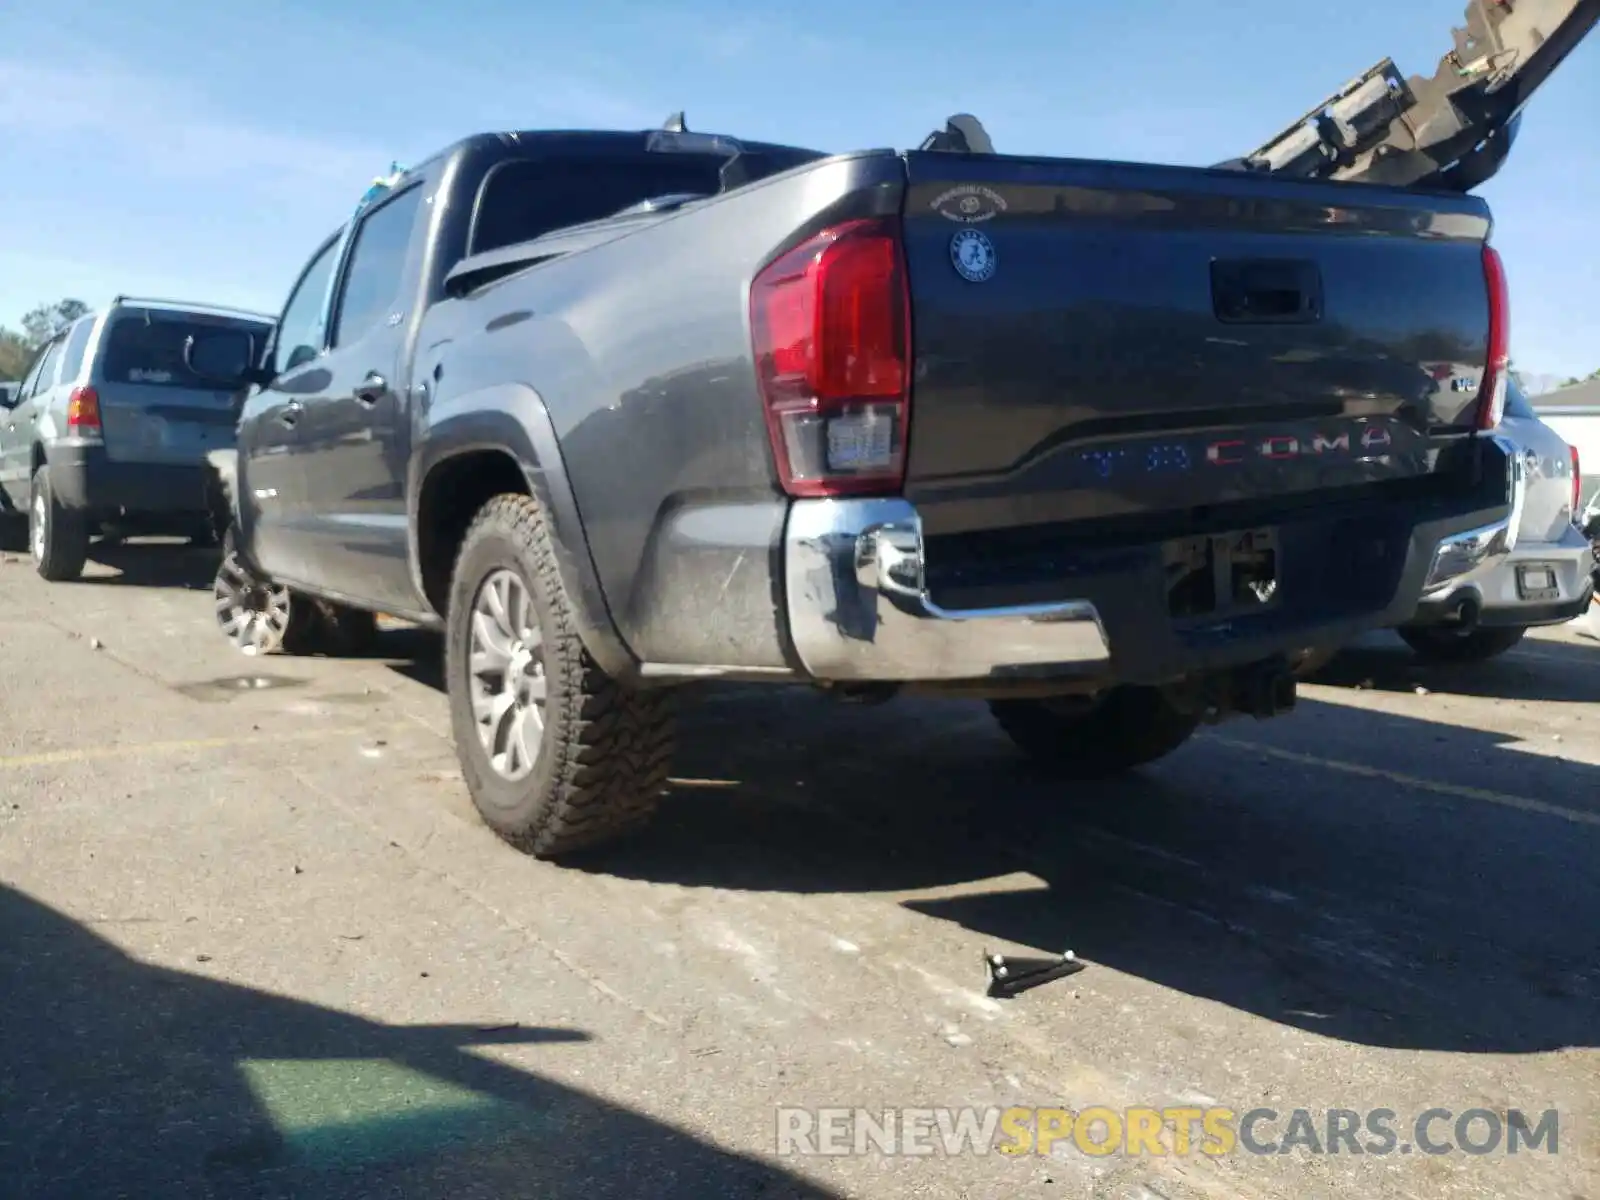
[990, 686, 1201, 778]
[1397, 624, 1526, 663]
[446, 493, 676, 858]
[29, 466, 89, 582]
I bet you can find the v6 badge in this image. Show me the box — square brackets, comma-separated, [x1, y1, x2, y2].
[950, 229, 997, 283]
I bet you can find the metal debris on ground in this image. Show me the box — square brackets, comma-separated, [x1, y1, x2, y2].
[984, 950, 1085, 999]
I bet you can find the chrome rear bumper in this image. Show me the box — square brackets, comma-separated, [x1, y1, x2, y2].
[783, 498, 1111, 682]
[782, 438, 1521, 686]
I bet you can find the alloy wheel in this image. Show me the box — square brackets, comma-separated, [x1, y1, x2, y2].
[468, 568, 547, 782]
[214, 551, 293, 656]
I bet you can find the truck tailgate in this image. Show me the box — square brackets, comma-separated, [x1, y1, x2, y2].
[899, 153, 1499, 538]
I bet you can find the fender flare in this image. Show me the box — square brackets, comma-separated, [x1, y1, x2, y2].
[411, 383, 636, 680]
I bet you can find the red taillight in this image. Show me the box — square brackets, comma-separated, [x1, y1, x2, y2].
[1572, 444, 1582, 517]
[67, 386, 101, 432]
[1477, 245, 1510, 430]
[750, 217, 910, 498]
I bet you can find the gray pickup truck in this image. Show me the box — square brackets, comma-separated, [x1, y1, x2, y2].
[193, 2, 1596, 859]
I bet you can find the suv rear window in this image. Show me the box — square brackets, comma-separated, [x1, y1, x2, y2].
[99, 313, 270, 390]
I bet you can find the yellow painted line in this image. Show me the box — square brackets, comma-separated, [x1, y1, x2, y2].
[0, 727, 360, 772]
[1210, 736, 1600, 828]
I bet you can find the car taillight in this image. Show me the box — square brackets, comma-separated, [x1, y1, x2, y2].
[1477, 245, 1510, 431]
[67, 386, 101, 432]
[749, 217, 911, 498]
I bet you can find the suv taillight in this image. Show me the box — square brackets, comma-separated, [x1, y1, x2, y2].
[67, 386, 101, 432]
[749, 217, 911, 498]
[1477, 245, 1510, 431]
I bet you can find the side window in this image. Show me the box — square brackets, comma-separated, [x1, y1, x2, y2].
[330, 186, 424, 350]
[29, 340, 64, 398]
[273, 238, 342, 375]
[57, 317, 96, 385]
[14, 349, 47, 400]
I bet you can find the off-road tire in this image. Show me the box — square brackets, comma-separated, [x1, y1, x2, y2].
[445, 493, 676, 859]
[29, 465, 89, 582]
[990, 686, 1201, 778]
[1397, 624, 1526, 663]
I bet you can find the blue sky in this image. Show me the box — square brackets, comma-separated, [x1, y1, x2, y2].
[1, 0, 1595, 380]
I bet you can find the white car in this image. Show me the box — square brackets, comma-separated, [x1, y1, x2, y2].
[1393, 380, 1595, 662]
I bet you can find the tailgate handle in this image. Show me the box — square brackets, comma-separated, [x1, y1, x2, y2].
[1210, 259, 1322, 324]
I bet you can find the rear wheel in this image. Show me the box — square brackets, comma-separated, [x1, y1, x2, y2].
[29, 465, 89, 582]
[990, 686, 1201, 778]
[1397, 624, 1526, 663]
[445, 493, 677, 858]
[212, 530, 320, 656]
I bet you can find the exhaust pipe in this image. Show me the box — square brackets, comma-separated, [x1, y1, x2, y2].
[1452, 594, 1482, 633]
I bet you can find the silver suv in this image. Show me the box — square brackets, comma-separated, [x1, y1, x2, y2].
[0, 298, 274, 580]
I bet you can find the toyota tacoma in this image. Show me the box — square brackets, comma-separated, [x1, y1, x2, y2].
[195, 0, 1597, 857]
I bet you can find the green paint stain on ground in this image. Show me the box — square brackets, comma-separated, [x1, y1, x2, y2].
[238, 1058, 534, 1169]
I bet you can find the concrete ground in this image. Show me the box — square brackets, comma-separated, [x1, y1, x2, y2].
[0, 539, 1596, 1200]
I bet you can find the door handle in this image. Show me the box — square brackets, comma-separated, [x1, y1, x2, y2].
[353, 372, 387, 406]
[279, 399, 303, 427]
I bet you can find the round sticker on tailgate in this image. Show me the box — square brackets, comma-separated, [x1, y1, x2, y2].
[950, 229, 996, 283]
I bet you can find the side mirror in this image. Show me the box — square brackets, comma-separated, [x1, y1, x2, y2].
[183, 332, 266, 389]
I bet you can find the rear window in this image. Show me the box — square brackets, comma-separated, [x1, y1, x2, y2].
[98, 314, 270, 390]
[468, 148, 818, 254]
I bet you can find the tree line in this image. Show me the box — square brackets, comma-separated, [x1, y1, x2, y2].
[0, 299, 93, 380]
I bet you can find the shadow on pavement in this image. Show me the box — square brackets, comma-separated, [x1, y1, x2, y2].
[373, 633, 1600, 1057]
[0, 884, 835, 1200]
[1303, 631, 1600, 704]
[582, 686, 1600, 1059]
[83, 537, 221, 590]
